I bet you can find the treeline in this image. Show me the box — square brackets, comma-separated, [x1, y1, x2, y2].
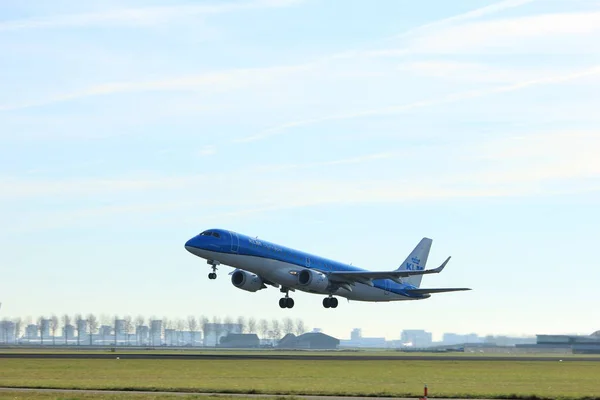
[0, 314, 309, 344]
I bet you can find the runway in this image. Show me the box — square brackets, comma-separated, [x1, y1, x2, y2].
[1, 352, 599, 361]
[0, 387, 490, 399]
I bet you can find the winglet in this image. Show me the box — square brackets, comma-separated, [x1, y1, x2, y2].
[393, 256, 452, 278]
[431, 256, 451, 273]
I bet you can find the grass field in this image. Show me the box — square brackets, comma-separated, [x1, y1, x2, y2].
[0, 391, 259, 400]
[0, 359, 599, 400]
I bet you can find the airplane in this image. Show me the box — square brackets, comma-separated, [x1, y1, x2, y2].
[184, 229, 470, 309]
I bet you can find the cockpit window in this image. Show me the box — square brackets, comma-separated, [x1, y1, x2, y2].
[200, 230, 220, 238]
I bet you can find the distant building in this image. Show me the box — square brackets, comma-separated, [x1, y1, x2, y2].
[40, 319, 51, 339]
[150, 320, 162, 346]
[76, 320, 88, 340]
[401, 330, 432, 348]
[63, 325, 75, 342]
[181, 331, 202, 346]
[164, 329, 177, 346]
[0, 321, 16, 343]
[98, 325, 112, 341]
[278, 332, 339, 349]
[203, 323, 242, 347]
[341, 337, 387, 348]
[163, 329, 202, 346]
[442, 333, 482, 345]
[25, 324, 38, 339]
[532, 331, 600, 354]
[115, 320, 126, 337]
[485, 335, 535, 346]
[136, 325, 149, 345]
[341, 328, 386, 348]
[218, 333, 260, 348]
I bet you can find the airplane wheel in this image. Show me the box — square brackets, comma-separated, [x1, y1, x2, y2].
[279, 298, 287, 308]
[286, 298, 295, 308]
[331, 298, 338, 308]
[323, 298, 330, 308]
[208, 272, 217, 279]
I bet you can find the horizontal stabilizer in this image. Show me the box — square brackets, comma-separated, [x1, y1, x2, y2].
[405, 288, 471, 295]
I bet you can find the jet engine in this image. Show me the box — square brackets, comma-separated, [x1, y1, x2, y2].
[231, 269, 265, 292]
[297, 269, 330, 293]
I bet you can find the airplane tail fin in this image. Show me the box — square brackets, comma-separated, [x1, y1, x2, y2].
[397, 238, 432, 288]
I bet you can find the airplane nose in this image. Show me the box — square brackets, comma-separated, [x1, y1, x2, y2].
[184, 238, 195, 253]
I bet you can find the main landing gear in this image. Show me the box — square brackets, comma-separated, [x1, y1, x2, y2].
[279, 288, 295, 309]
[207, 260, 220, 280]
[323, 296, 338, 308]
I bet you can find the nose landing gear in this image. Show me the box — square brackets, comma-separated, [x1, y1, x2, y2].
[207, 260, 220, 279]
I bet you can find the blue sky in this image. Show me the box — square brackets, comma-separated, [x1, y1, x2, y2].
[1, 0, 599, 340]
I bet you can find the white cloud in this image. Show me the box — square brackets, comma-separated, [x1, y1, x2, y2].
[6, 174, 581, 233]
[3, 130, 600, 233]
[250, 152, 396, 173]
[0, 181, 515, 233]
[2, 2, 585, 115]
[396, 61, 558, 84]
[404, 12, 600, 54]
[198, 145, 217, 157]
[480, 132, 600, 160]
[236, 65, 600, 143]
[0, 152, 391, 201]
[3, 0, 598, 157]
[0, 175, 206, 200]
[322, 0, 538, 61]
[395, 0, 539, 39]
[0, 0, 302, 31]
[471, 131, 600, 184]
[0, 64, 313, 112]
[361, 8, 600, 58]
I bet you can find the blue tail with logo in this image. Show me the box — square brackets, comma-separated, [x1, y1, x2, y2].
[396, 238, 432, 288]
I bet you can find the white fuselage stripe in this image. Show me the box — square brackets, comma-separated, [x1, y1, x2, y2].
[189, 247, 414, 302]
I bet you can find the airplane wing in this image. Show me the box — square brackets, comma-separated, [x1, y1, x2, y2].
[405, 288, 471, 294]
[326, 256, 451, 286]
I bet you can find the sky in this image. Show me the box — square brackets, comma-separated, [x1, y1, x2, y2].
[1, 0, 599, 341]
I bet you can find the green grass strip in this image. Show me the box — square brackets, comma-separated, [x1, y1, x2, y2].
[0, 359, 598, 400]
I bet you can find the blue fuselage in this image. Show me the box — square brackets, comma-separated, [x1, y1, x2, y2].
[185, 229, 424, 301]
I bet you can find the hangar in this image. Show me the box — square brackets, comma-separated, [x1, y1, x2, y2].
[535, 330, 600, 354]
[218, 334, 260, 348]
[278, 332, 340, 350]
